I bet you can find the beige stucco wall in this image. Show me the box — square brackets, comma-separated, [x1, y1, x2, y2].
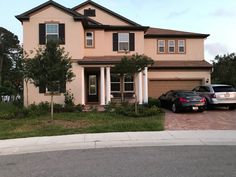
[22, 6, 86, 106]
[24, 63, 84, 106]
[75, 4, 132, 26]
[84, 30, 145, 56]
[144, 38, 205, 61]
[23, 5, 84, 59]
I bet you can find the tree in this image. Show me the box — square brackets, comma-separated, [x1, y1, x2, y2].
[0, 27, 20, 86]
[114, 54, 154, 114]
[25, 40, 74, 120]
[212, 53, 236, 87]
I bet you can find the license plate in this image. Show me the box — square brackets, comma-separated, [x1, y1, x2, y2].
[192, 107, 198, 110]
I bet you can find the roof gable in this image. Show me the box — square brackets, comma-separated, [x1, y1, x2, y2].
[16, 0, 84, 22]
[72, 0, 140, 26]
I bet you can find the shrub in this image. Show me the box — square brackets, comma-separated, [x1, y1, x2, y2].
[12, 98, 23, 108]
[104, 102, 118, 113]
[0, 103, 29, 119]
[53, 104, 64, 113]
[74, 104, 83, 112]
[148, 97, 161, 108]
[105, 102, 162, 117]
[63, 104, 75, 112]
[64, 90, 74, 106]
[28, 102, 50, 116]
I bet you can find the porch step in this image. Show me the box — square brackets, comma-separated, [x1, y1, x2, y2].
[83, 105, 105, 112]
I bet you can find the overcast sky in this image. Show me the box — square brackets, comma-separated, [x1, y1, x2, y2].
[0, 0, 236, 62]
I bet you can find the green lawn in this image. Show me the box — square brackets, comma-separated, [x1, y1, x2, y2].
[0, 112, 164, 140]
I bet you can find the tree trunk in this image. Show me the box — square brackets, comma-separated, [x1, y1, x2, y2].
[0, 56, 3, 86]
[25, 80, 29, 107]
[50, 93, 54, 121]
[133, 74, 138, 115]
[120, 76, 124, 102]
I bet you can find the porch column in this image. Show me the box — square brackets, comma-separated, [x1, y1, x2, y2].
[106, 67, 111, 104]
[143, 67, 148, 103]
[100, 67, 105, 105]
[81, 67, 85, 105]
[138, 72, 143, 104]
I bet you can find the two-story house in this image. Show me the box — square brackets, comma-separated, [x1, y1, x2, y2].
[16, 0, 212, 106]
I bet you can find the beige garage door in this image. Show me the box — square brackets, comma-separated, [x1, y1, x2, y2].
[149, 79, 202, 98]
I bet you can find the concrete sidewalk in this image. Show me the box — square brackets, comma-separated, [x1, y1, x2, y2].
[1, 130, 236, 156]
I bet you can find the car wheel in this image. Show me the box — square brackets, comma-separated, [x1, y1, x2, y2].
[229, 106, 236, 110]
[171, 103, 179, 113]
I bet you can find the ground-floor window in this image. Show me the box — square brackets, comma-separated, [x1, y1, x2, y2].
[124, 74, 134, 92]
[111, 74, 134, 97]
[111, 74, 121, 93]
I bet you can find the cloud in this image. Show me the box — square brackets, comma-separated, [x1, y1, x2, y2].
[205, 43, 228, 58]
[210, 8, 236, 17]
[167, 9, 189, 19]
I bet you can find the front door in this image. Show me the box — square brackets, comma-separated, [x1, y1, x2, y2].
[87, 74, 99, 103]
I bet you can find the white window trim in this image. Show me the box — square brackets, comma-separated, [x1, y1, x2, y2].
[118, 33, 129, 52]
[158, 40, 165, 53]
[111, 74, 121, 93]
[45, 24, 59, 43]
[168, 40, 175, 53]
[123, 75, 134, 93]
[178, 40, 185, 53]
[85, 31, 94, 48]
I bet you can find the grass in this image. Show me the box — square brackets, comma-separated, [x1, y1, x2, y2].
[0, 111, 164, 140]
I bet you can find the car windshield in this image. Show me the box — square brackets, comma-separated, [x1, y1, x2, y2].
[177, 92, 198, 97]
[213, 86, 236, 92]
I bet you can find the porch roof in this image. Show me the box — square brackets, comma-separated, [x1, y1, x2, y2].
[77, 56, 125, 65]
[77, 56, 212, 69]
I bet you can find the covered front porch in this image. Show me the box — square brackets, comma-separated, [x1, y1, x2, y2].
[78, 57, 148, 105]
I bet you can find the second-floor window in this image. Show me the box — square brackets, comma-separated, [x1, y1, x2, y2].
[113, 33, 135, 52]
[85, 31, 94, 48]
[178, 40, 185, 53]
[39, 23, 65, 45]
[118, 33, 129, 51]
[168, 40, 175, 53]
[46, 24, 59, 42]
[158, 40, 165, 53]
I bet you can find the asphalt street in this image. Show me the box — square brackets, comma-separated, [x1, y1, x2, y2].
[0, 146, 236, 177]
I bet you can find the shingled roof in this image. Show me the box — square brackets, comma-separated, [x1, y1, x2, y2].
[145, 27, 209, 38]
[77, 56, 212, 69]
[150, 60, 212, 69]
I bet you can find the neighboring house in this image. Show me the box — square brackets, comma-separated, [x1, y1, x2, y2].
[16, 0, 212, 106]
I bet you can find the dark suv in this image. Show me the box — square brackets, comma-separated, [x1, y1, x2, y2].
[193, 84, 236, 110]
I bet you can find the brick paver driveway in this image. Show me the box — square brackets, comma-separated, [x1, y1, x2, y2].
[165, 108, 236, 130]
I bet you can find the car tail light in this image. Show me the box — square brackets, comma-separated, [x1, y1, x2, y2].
[200, 97, 206, 103]
[210, 93, 216, 98]
[179, 97, 189, 103]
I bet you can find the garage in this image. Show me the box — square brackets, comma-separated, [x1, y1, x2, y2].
[148, 79, 203, 98]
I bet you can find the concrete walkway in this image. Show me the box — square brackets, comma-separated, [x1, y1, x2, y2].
[1, 130, 236, 156]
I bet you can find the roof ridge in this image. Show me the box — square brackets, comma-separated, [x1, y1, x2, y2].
[71, 0, 141, 26]
[149, 27, 207, 35]
[145, 27, 209, 38]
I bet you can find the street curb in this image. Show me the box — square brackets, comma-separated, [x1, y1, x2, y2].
[0, 130, 236, 156]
